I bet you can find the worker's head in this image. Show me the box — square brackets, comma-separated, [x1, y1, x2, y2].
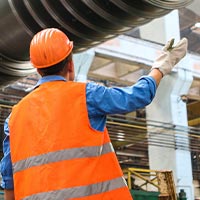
[30, 28, 74, 80]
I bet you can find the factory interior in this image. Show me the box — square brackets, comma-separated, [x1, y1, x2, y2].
[0, 0, 200, 199]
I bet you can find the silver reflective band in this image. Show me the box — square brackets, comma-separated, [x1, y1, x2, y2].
[22, 176, 126, 200]
[13, 142, 114, 173]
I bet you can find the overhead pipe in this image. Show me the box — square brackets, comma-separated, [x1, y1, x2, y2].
[0, 0, 193, 87]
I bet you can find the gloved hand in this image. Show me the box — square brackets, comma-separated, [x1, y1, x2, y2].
[151, 38, 188, 76]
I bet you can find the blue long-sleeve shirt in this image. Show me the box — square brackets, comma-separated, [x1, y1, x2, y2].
[0, 75, 156, 189]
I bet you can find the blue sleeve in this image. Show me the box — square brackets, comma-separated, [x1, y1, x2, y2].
[86, 76, 156, 116]
[0, 116, 14, 189]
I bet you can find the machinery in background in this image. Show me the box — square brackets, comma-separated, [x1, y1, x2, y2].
[0, 0, 193, 87]
[123, 168, 186, 200]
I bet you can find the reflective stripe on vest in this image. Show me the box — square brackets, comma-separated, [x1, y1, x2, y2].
[23, 177, 127, 200]
[13, 142, 114, 173]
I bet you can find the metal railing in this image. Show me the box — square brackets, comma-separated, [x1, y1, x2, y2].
[123, 167, 177, 200]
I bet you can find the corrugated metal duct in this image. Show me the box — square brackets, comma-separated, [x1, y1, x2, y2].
[0, 0, 193, 87]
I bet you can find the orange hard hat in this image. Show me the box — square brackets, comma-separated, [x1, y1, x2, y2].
[30, 28, 73, 68]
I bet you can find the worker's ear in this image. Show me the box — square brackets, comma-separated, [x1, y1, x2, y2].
[67, 60, 74, 72]
[67, 60, 75, 81]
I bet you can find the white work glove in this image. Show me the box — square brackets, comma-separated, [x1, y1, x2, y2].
[151, 38, 188, 76]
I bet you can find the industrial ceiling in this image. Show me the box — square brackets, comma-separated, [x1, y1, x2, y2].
[1, 0, 200, 169]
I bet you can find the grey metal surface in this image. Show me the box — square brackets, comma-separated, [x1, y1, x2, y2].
[0, 0, 193, 87]
[0, 190, 3, 200]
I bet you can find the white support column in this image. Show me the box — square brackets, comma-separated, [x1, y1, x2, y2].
[73, 49, 95, 82]
[143, 10, 194, 199]
[146, 56, 194, 199]
[171, 57, 194, 199]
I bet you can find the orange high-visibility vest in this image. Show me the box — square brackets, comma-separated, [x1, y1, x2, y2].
[9, 81, 133, 200]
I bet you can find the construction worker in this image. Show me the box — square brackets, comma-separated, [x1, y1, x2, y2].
[0, 28, 188, 200]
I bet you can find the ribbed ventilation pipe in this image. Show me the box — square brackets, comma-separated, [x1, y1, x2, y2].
[0, 0, 193, 87]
